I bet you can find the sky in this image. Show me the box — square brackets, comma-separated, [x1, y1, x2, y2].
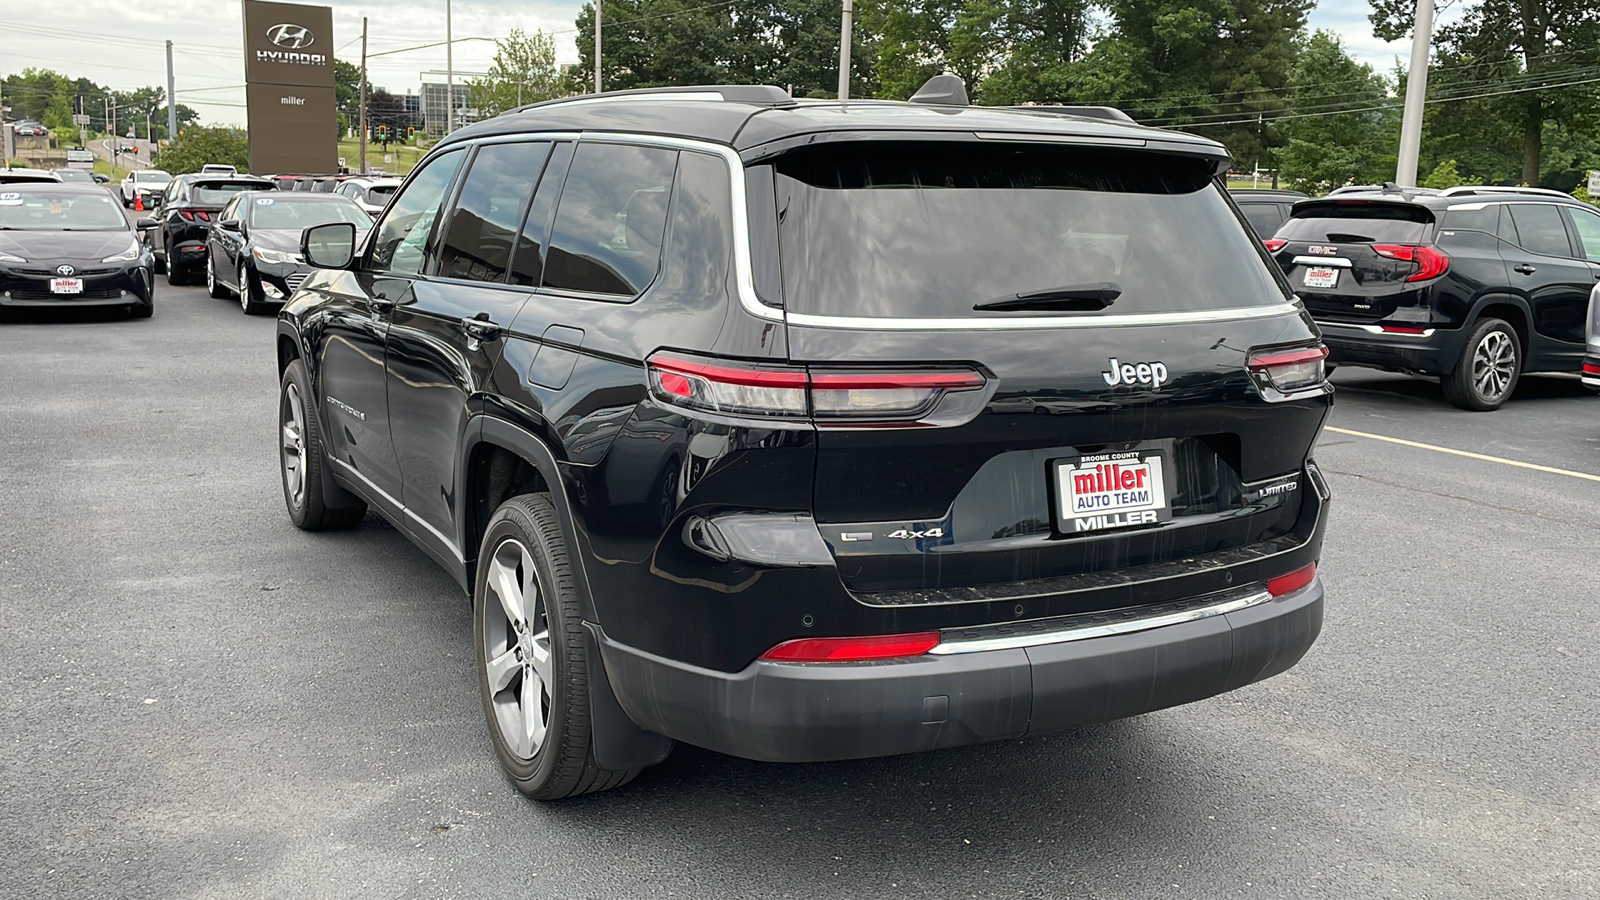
[2, 0, 1457, 127]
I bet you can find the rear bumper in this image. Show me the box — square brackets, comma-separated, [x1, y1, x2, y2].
[1317, 320, 1464, 375]
[597, 577, 1324, 763]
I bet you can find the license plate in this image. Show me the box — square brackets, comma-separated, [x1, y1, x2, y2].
[50, 278, 84, 294]
[1302, 267, 1339, 289]
[1056, 451, 1170, 534]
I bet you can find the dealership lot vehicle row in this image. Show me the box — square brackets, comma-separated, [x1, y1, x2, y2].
[1, 291, 1596, 897]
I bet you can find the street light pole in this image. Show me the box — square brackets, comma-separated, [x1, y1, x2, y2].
[446, 0, 455, 133]
[594, 0, 602, 93]
[837, 0, 853, 102]
[359, 16, 369, 175]
[1395, 0, 1436, 187]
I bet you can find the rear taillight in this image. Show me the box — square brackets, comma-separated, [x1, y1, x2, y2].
[1267, 562, 1317, 597]
[760, 631, 941, 662]
[178, 209, 195, 221]
[1248, 344, 1328, 393]
[1584, 362, 1600, 376]
[195, 210, 210, 221]
[1262, 239, 1287, 253]
[1379, 325, 1428, 334]
[1372, 244, 1449, 281]
[647, 353, 988, 426]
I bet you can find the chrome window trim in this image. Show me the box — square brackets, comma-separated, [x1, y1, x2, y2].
[929, 588, 1275, 655]
[785, 303, 1300, 331]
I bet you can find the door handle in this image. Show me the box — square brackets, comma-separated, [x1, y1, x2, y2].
[1513, 264, 1537, 275]
[369, 295, 396, 313]
[464, 314, 502, 342]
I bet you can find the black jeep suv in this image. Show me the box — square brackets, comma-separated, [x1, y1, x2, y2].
[276, 81, 1331, 799]
[1267, 186, 1600, 410]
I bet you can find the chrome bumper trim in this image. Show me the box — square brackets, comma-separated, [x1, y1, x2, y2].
[929, 587, 1274, 655]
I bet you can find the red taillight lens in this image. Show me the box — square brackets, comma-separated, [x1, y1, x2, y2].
[760, 631, 941, 662]
[178, 209, 195, 221]
[1262, 239, 1287, 253]
[1247, 344, 1328, 392]
[646, 355, 808, 417]
[646, 353, 987, 424]
[1372, 244, 1449, 281]
[1583, 362, 1600, 376]
[1267, 562, 1317, 597]
[810, 370, 985, 420]
[195, 210, 210, 221]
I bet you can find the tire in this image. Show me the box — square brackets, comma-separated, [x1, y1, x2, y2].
[128, 302, 153, 319]
[278, 359, 366, 530]
[475, 493, 642, 800]
[1442, 317, 1521, 411]
[165, 237, 187, 286]
[206, 252, 229, 299]
[239, 261, 266, 315]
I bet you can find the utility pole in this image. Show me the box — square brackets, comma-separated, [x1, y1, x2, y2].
[595, 0, 602, 93]
[359, 17, 369, 175]
[1395, 0, 1436, 187]
[837, 0, 853, 101]
[166, 40, 177, 143]
[446, 0, 454, 133]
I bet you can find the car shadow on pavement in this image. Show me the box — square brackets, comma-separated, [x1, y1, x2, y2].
[0, 306, 141, 324]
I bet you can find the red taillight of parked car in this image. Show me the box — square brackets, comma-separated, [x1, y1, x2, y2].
[760, 631, 942, 662]
[1247, 345, 1328, 393]
[1372, 244, 1450, 281]
[646, 353, 987, 426]
[1262, 239, 1288, 253]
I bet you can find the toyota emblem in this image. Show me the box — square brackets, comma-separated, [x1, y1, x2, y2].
[267, 24, 314, 49]
[55, 264, 75, 276]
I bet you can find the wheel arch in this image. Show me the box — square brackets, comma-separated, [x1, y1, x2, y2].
[1467, 294, 1532, 355]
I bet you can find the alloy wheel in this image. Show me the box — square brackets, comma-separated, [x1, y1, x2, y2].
[1472, 330, 1516, 403]
[280, 381, 307, 509]
[205, 255, 215, 294]
[239, 263, 250, 311]
[482, 537, 553, 760]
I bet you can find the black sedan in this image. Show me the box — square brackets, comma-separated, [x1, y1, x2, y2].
[142, 173, 274, 285]
[0, 183, 155, 318]
[205, 192, 369, 314]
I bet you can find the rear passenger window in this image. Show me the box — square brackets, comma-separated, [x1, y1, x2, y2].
[1238, 203, 1285, 238]
[1566, 207, 1600, 260]
[437, 142, 551, 283]
[1507, 204, 1573, 257]
[543, 143, 677, 297]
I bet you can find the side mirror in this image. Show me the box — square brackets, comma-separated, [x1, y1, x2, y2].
[302, 221, 356, 269]
[135, 217, 158, 230]
[217, 218, 241, 231]
[92, 174, 109, 184]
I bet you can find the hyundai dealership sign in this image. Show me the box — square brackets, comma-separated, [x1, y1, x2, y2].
[242, 0, 336, 175]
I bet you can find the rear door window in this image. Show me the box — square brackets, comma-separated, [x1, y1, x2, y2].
[543, 143, 678, 297]
[1564, 206, 1600, 260]
[770, 142, 1285, 319]
[1507, 203, 1574, 257]
[1441, 204, 1500, 235]
[435, 141, 551, 283]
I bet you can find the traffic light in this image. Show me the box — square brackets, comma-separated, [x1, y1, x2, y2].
[376, 125, 387, 141]
[406, 126, 415, 140]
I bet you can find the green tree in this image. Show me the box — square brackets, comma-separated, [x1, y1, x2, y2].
[153, 125, 248, 174]
[977, 0, 1095, 104]
[466, 28, 561, 117]
[1371, 0, 1600, 186]
[1419, 158, 1465, 188]
[335, 59, 362, 135]
[1274, 31, 1396, 192]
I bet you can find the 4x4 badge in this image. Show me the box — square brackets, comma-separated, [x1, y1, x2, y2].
[888, 528, 943, 539]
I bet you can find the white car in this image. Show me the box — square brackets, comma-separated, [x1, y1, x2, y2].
[119, 169, 171, 208]
[1583, 282, 1600, 392]
[333, 176, 403, 217]
[200, 164, 238, 176]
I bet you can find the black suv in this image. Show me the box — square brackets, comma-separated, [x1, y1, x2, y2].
[1267, 186, 1600, 410]
[1230, 187, 1308, 240]
[276, 81, 1331, 799]
[145, 173, 275, 285]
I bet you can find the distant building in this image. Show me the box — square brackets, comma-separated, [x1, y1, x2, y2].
[420, 71, 485, 136]
[402, 91, 422, 129]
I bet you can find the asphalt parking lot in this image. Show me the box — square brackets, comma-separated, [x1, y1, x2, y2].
[3, 286, 1598, 900]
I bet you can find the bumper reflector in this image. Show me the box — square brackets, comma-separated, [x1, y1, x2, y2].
[1267, 562, 1317, 597]
[761, 631, 941, 662]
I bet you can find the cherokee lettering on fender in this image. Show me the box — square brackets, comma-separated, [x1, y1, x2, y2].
[1101, 358, 1169, 389]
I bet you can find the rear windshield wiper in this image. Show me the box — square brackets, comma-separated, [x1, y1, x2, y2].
[974, 282, 1120, 312]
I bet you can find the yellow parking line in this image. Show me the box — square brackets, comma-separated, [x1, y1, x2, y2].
[1325, 426, 1600, 483]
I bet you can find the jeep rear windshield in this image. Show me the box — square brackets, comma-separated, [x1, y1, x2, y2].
[766, 142, 1285, 319]
[1277, 202, 1432, 243]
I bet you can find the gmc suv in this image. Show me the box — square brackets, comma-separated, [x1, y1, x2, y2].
[276, 79, 1332, 799]
[1267, 186, 1600, 410]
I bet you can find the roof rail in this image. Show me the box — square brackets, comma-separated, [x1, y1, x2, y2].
[509, 85, 796, 116]
[1004, 105, 1135, 123]
[1439, 185, 1574, 199]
